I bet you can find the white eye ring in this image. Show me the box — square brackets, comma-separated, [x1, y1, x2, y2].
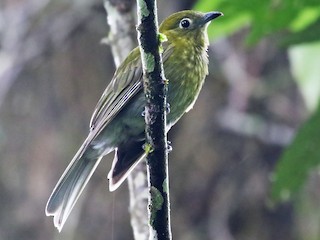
[179, 18, 192, 29]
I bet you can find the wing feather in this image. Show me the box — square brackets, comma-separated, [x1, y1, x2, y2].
[89, 42, 174, 138]
[89, 48, 142, 130]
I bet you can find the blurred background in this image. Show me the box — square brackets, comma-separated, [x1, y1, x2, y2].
[1, 0, 320, 239]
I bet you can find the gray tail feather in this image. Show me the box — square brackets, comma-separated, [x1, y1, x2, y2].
[45, 142, 106, 232]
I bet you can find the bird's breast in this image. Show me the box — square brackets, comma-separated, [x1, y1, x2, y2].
[164, 45, 209, 125]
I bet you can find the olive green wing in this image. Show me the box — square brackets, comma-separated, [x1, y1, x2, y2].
[89, 42, 174, 136]
[89, 47, 142, 131]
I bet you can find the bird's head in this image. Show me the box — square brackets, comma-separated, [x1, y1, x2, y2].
[159, 10, 223, 47]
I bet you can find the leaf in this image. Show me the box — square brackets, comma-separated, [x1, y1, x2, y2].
[206, 13, 251, 41]
[271, 102, 320, 202]
[290, 7, 320, 32]
[282, 19, 320, 46]
[193, 0, 320, 44]
[288, 41, 320, 111]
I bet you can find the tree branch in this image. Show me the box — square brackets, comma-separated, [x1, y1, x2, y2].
[103, 0, 137, 66]
[136, 0, 171, 239]
[103, 1, 149, 239]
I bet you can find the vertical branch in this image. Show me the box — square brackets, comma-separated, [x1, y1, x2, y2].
[136, 0, 171, 239]
[103, 0, 137, 66]
[103, 1, 149, 239]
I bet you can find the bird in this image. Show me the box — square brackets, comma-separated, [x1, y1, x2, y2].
[45, 10, 223, 231]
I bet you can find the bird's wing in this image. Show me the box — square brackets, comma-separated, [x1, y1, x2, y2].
[89, 47, 142, 131]
[89, 42, 174, 137]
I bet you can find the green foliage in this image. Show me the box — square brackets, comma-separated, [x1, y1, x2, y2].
[282, 19, 320, 45]
[149, 186, 164, 226]
[271, 102, 320, 202]
[194, 0, 320, 44]
[272, 41, 320, 202]
[288, 42, 320, 111]
[194, 0, 320, 204]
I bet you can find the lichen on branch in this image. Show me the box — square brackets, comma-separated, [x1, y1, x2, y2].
[136, 0, 172, 239]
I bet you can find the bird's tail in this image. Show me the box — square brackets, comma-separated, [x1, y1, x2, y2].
[45, 140, 108, 232]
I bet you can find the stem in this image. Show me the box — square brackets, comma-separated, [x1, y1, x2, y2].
[103, 1, 149, 239]
[136, 0, 171, 239]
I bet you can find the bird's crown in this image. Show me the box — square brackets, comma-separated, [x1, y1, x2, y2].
[159, 10, 222, 33]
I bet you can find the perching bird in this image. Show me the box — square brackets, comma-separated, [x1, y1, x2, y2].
[45, 10, 223, 231]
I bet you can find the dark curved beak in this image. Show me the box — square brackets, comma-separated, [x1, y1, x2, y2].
[202, 11, 223, 25]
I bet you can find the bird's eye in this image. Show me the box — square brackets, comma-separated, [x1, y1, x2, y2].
[179, 18, 192, 29]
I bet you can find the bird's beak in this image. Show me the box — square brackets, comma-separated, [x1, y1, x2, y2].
[202, 11, 223, 25]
